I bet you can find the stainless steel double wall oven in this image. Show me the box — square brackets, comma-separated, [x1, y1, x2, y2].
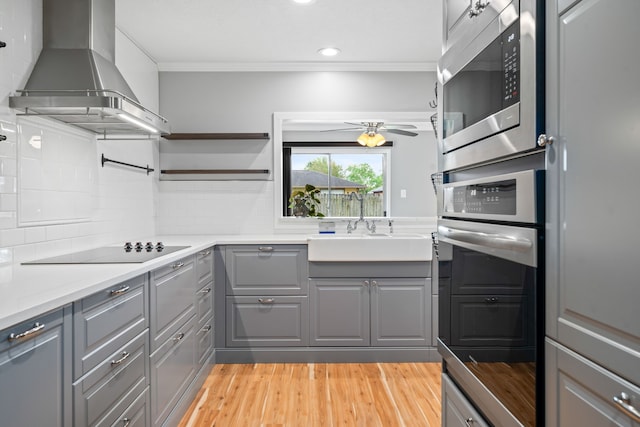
[436, 0, 545, 425]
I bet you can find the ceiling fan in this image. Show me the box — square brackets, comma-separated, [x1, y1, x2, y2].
[323, 122, 419, 147]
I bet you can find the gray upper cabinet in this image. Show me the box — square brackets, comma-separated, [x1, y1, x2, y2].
[546, 0, 640, 387]
[0, 306, 72, 427]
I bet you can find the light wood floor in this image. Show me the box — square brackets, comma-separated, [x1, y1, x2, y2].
[178, 363, 442, 427]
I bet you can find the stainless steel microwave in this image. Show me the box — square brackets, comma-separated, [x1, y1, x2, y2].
[437, 0, 544, 172]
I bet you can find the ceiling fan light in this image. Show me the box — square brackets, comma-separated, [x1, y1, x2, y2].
[357, 132, 386, 147]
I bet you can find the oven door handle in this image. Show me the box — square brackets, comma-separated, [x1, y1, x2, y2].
[438, 225, 533, 253]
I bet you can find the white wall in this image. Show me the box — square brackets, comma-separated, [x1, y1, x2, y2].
[0, 1, 161, 263]
[157, 71, 437, 235]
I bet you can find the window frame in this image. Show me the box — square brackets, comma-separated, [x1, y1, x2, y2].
[284, 145, 392, 218]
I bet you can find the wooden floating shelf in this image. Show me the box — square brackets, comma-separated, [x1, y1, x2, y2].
[162, 132, 270, 140]
[160, 169, 270, 175]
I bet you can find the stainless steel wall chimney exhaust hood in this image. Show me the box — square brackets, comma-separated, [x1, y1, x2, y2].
[9, 0, 170, 138]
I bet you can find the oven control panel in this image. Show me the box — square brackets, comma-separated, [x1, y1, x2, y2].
[441, 169, 542, 224]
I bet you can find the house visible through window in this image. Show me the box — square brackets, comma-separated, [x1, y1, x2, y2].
[284, 145, 389, 218]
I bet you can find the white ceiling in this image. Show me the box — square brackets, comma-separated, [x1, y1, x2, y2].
[115, 0, 443, 72]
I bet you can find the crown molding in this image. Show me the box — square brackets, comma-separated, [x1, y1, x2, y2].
[157, 61, 438, 73]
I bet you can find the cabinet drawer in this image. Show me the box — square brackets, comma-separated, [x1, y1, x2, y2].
[98, 387, 149, 427]
[150, 256, 196, 350]
[226, 296, 308, 347]
[73, 275, 147, 377]
[196, 318, 213, 365]
[196, 282, 213, 327]
[442, 374, 489, 427]
[74, 331, 148, 427]
[196, 247, 214, 286]
[451, 295, 532, 347]
[557, 344, 640, 427]
[150, 315, 197, 427]
[225, 245, 308, 295]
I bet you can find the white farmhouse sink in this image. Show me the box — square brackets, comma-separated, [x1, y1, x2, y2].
[307, 233, 430, 262]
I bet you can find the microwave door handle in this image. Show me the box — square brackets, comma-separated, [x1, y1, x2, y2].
[438, 226, 533, 253]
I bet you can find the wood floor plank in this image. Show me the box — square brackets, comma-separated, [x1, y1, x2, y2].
[178, 362, 442, 427]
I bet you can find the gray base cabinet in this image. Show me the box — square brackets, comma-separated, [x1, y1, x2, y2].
[442, 374, 489, 427]
[310, 278, 430, 347]
[0, 306, 72, 427]
[223, 245, 309, 348]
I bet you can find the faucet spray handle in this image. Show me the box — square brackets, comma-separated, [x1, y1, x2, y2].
[388, 219, 394, 234]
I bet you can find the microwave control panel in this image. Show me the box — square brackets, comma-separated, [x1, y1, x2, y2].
[502, 22, 520, 105]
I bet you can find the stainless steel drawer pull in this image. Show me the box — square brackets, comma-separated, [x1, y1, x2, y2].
[172, 262, 185, 269]
[173, 332, 185, 342]
[198, 287, 212, 294]
[484, 297, 499, 303]
[8, 322, 45, 342]
[121, 418, 131, 427]
[198, 250, 212, 256]
[464, 417, 474, 426]
[613, 392, 640, 422]
[200, 325, 212, 333]
[258, 298, 275, 304]
[258, 246, 274, 252]
[110, 285, 130, 296]
[111, 351, 130, 366]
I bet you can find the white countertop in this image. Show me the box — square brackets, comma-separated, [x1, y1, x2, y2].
[0, 234, 309, 331]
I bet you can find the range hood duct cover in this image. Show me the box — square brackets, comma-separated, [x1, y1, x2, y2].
[9, 0, 170, 137]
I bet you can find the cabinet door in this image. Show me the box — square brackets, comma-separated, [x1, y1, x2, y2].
[0, 307, 71, 427]
[310, 279, 370, 346]
[226, 296, 308, 347]
[546, 0, 640, 386]
[371, 278, 430, 347]
[442, 374, 489, 427]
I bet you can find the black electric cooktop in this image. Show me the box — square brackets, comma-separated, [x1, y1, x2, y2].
[22, 244, 190, 265]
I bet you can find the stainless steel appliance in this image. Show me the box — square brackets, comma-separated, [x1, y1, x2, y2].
[437, 167, 544, 426]
[22, 242, 189, 264]
[9, 0, 170, 137]
[438, 0, 544, 171]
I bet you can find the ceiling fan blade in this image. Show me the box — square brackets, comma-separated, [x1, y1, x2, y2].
[385, 128, 419, 137]
[344, 121, 367, 126]
[318, 127, 364, 132]
[381, 123, 418, 129]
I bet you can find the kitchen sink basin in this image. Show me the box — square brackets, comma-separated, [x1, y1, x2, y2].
[307, 233, 430, 262]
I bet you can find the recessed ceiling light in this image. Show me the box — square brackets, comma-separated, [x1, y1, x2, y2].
[318, 47, 341, 57]
[293, 0, 315, 4]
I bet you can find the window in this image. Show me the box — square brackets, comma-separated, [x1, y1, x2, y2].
[283, 144, 390, 218]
